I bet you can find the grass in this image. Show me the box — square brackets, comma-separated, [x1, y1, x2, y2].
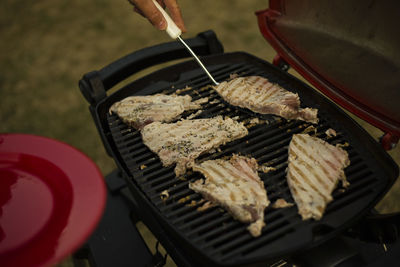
[0, 0, 274, 176]
[1, 1, 399, 266]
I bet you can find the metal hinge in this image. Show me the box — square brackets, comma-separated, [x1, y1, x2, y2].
[273, 54, 290, 72]
[379, 132, 399, 150]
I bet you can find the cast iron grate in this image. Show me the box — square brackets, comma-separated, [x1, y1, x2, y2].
[106, 61, 385, 265]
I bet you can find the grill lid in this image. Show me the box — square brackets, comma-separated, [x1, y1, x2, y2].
[256, 0, 400, 144]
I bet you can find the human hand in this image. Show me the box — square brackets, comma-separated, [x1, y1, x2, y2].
[127, 0, 186, 32]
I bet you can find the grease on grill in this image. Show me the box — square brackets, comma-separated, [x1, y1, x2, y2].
[271, 199, 294, 209]
[197, 200, 216, 212]
[175, 86, 193, 94]
[209, 99, 220, 104]
[187, 200, 198, 207]
[160, 190, 169, 201]
[186, 110, 203, 120]
[302, 125, 317, 135]
[178, 196, 191, 204]
[325, 128, 337, 138]
[259, 164, 277, 173]
[243, 117, 269, 129]
[336, 142, 350, 148]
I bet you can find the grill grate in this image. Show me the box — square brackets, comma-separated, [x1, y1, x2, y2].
[105, 59, 391, 265]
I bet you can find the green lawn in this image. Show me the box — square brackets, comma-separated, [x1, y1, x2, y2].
[1, 1, 399, 266]
[0, 0, 276, 175]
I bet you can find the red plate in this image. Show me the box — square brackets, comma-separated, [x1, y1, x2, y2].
[0, 134, 106, 267]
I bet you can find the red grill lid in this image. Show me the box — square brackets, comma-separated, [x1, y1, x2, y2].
[256, 0, 400, 146]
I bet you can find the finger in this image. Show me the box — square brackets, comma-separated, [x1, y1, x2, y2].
[129, 0, 167, 30]
[164, 0, 186, 32]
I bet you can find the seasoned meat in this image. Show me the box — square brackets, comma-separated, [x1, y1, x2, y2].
[141, 116, 248, 176]
[190, 155, 269, 237]
[213, 76, 318, 123]
[287, 134, 350, 220]
[109, 94, 207, 129]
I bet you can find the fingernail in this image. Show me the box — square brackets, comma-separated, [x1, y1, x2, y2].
[158, 19, 167, 30]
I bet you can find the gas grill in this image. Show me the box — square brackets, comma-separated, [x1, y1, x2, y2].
[75, 1, 400, 266]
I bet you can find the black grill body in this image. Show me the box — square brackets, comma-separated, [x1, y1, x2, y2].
[79, 31, 398, 266]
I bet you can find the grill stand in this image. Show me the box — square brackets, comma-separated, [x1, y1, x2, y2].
[72, 170, 400, 267]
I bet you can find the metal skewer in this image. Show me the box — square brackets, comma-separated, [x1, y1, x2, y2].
[151, 0, 219, 85]
[177, 36, 219, 85]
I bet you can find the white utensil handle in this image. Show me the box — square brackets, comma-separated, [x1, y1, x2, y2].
[152, 0, 182, 39]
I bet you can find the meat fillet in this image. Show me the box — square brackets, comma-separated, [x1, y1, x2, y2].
[287, 134, 350, 220]
[189, 155, 269, 237]
[213, 76, 318, 123]
[109, 94, 207, 129]
[141, 116, 248, 176]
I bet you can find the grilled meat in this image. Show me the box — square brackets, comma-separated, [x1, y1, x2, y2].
[325, 128, 337, 138]
[141, 116, 248, 176]
[271, 199, 294, 209]
[287, 134, 350, 220]
[109, 94, 207, 129]
[213, 76, 318, 123]
[190, 155, 269, 237]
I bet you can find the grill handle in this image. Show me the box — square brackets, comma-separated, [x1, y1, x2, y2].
[79, 30, 223, 105]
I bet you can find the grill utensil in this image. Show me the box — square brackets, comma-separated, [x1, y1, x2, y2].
[152, 0, 219, 85]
